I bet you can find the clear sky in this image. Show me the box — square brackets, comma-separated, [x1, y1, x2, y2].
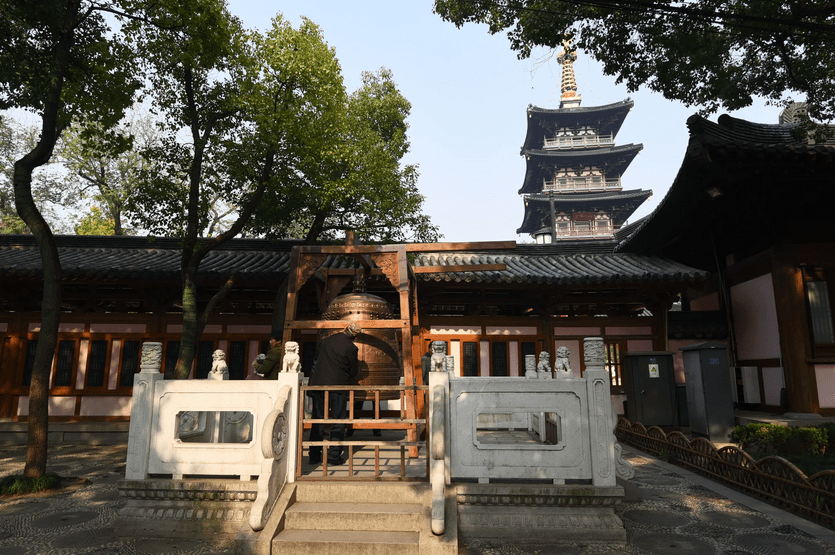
[230, 3, 785, 243]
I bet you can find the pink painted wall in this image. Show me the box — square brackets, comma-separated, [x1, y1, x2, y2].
[479, 341, 489, 376]
[227, 324, 271, 335]
[245, 339, 264, 380]
[553, 326, 601, 336]
[80, 396, 132, 416]
[29, 322, 85, 332]
[509, 342, 519, 377]
[606, 326, 652, 336]
[486, 326, 538, 336]
[18, 396, 76, 416]
[108, 340, 122, 389]
[690, 293, 720, 311]
[430, 325, 479, 335]
[815, 365, 835, 408]
[731, 274, 781, 360]
[166, 323, 220, 334]
[89, 323, 147, 333]
[75, 339, 89, 390]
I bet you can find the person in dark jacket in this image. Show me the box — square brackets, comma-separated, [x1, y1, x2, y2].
[253, 332, 282, 380]
[308, 323, 361, 465]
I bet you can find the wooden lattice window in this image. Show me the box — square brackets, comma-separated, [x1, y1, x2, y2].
[54, 340, 75, 387]
[228, 341, 247, 380]
[86, 340, 108, 387]
[491, 341, 508, 376]
[21, 339, 37, 386]
[119, 340, 141, 387]
[196, 341, 215, 379]
[462, 342, 478, 376]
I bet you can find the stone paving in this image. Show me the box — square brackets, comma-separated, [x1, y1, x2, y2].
[1, 442, 834, 555]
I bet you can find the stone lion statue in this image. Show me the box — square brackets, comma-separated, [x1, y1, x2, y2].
[536, 351, 550, 373]
[430, 340, 447, 372]
[210, 349, 229, 379]
[554, 345, 572, 379]
[282, 341, 301, 373]
[555, 346, 571, 373]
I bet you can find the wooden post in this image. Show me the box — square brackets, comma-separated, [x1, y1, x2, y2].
[396, 246, 420, 457]
[0, 315, 23, 419]
[282, 248, 301, 345]
[771, 245, 816, 413]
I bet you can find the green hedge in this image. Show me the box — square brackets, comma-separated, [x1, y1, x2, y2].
[731, 423, 835, 456]
[0, 473, 61, 496]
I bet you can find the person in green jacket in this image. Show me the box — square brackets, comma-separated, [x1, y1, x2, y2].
[253, 332, 282, 380]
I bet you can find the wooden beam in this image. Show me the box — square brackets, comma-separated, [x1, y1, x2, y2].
[412, 264, 507, 274]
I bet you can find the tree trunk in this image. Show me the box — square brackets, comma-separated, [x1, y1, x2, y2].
[15, 157, 63, 479]
[173, 265, 199, 379]
[13, 0, 80, 477]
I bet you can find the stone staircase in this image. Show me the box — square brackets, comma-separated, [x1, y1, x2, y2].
[272, 482, 454, 555]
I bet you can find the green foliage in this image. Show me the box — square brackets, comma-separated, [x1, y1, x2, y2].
[60, 113, 159, 236]
[74, 206, 116, 235]
[0, 0, 141, 133]
[0, 472, 60, 495]
[0, 115, 70, 233]
[248, 66, 441, 243]
[732, 423, 830, 456]
[434, 0, 835, 130]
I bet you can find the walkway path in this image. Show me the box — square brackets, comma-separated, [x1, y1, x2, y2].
[1, 441, 833, 554]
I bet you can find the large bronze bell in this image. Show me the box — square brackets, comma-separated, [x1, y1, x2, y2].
[320, 291, 401, 400]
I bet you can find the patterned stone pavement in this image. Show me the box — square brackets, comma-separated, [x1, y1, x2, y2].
[1, 443, 834, 554]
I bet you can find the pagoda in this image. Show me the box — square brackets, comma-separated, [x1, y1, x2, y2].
[517, 46, 651, 243]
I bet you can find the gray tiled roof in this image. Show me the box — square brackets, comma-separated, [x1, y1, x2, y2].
[0, 235, 708, 288]
[519, 144, 643, 195]
[617, 113, 835, 256]
[0, 235, 294, 281]
[522, 99, 634, 151]
[414, 250, 707, 286]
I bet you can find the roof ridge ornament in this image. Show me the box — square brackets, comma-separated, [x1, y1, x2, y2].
[557, 40, 582, 109]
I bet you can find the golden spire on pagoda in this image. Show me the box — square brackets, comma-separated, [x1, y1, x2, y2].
[557, 40, 582, 108]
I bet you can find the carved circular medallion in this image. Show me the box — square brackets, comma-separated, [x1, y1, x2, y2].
[272, 413, 287, 459]
[260, 408, 287, 459]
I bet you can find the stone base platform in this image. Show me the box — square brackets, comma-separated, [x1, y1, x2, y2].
[455, 483, 626, 545]
[115, 478, 257, 541]
[0, 421, 130, 444]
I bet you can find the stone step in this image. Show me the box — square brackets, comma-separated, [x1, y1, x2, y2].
[273, 529, 419, 555]
[295, 481, 430, 505]
[285, 501, 423, 532]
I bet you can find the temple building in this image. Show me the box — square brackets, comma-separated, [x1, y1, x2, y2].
[517, 46, 651, 244]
